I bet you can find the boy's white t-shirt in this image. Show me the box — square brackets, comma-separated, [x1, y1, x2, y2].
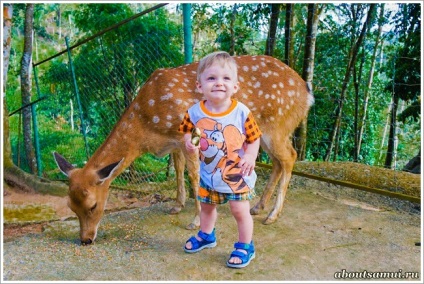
[182, 99, 261, 194]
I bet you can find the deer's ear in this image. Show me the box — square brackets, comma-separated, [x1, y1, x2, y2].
[97, 158, 125, 184]
[53, 152, 74, 177]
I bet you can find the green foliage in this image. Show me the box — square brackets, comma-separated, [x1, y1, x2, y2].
[6, 2, 421, 181]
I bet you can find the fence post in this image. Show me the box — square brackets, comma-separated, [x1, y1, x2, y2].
[65, 36, 90, 160]
[32, 66, 42, 177]
[183, 3, 193, 64]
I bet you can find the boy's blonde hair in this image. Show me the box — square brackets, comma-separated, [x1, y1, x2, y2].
[196, 51, 238, 81]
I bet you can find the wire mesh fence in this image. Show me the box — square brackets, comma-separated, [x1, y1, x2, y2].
[7, 3, 420, 197]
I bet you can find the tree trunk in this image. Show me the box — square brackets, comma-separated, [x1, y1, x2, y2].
[3, 3, 67, 196]
[402, 149, 421, 174]
[3, 3, 13, 168]
[284, 4, 296, 67]
[265, 3, 281, 56]
[324, 4, 376, 161]
[20, 3, 37, 174]
[356, 4, 385, 161]
[294, 4, 321, 160]
[384, 95, 399, 168]
[229, 4, 237, 56]
[353, 50, 365, 161]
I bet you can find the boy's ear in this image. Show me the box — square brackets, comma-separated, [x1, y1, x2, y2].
[234, 81, 240, 93]
[196, 81, 203, 93]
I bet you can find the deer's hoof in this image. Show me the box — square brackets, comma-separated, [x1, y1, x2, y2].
[262, 216, 277, 225]
[169, 206, 182, 215]
[250, 206, 260, 215]
[185, 222, 198, 230]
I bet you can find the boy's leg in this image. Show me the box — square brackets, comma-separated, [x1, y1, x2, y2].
[228, 200, 253, 265]
[185, 202, 217, 250]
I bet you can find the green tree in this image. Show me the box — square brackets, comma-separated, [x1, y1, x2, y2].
[384, 4, 421, 169]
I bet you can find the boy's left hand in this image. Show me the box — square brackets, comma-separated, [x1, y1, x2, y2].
[238, 154, 256, 177]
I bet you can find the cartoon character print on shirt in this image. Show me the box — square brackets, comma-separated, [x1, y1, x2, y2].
[196, 117, 250, 193]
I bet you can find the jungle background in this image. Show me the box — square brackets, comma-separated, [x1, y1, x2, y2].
[2, 2, 421, 197]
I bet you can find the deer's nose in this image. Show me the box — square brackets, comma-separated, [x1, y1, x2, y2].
[81, 238, 93, 245]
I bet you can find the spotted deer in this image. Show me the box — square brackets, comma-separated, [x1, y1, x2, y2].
[54, 55, 314, 245]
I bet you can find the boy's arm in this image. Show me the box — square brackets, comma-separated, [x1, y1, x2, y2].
[238, 138, 260, 177]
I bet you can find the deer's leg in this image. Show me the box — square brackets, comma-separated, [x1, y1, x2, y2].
[169, 150, 186, 215]
[250, 154, 282, 215]
[183, 148, 201, 230]
[262, 140, 297, 225]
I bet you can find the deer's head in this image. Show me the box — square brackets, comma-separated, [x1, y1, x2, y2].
[53, 152, 124, 245]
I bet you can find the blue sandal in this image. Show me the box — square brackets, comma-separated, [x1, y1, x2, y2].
[184, 229, 217, 253]
[226, 241, 256, 268]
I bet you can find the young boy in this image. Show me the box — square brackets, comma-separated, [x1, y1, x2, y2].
[178, 51, 262, 268]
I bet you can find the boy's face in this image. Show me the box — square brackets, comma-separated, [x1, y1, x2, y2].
[196, 62, 239, 104]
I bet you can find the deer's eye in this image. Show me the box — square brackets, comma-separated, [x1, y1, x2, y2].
[90, 203, 97, 212]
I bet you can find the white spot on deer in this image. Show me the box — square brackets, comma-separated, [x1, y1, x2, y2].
[261, 72, 269, 78]
[248, 101, 254, 107]
[271, 94, 276, 100]
[166, 122, 173, 128]
[173, 78, 179, 83]
[129, 112, 134, 119]
[154, 76, 159, 81]
[270, 116, 275, 121]
[153, 116, 160, 123]
[166, 115, 172, 120]
[286, 105, 291, 110]
[252, 65, 259, 71]
[248, 89, 253, 94]
[182, 83, 188, 87]
[261, 62, 266, 67]
[239, 76, 245, 82]
[265, 94, 270, 99]
[178, 113, 185, 120]
[268, 102, 272, 107]
[175, 99, 183, 105]
[149, 99, 155, 106]
[168, 83, 175, 88]
[178, 88, 185, 93]
[247, 81, 252, 87]
[273, 72, 279, 76]
[289, 78, 295, 86]
[243, 66, 249, 72]
[161, 93, 173, 101]
[288, 90, 295, 97]
[184, 78, 190, 83]
[272, 84, 277, 89]
[279, 82, 284, 88]
[182, 72, 187, 76]
[278, 107, 283, 116]
[290, 99, 294, 105]
[254, 81, 261, 89]
[251, 107, 257, 111]
[258, 90, 263, 96]
[242, 93, 248, 99]
[148, 81, 153, 85]
[133, 102, 140, 110]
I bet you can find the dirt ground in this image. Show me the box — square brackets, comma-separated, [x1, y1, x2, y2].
[2, 172, 422, 282]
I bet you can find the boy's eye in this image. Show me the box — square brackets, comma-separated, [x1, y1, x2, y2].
[207, 77, 215, 80]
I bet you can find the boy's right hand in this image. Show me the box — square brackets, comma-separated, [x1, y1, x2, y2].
[184, 133, 199, 153]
